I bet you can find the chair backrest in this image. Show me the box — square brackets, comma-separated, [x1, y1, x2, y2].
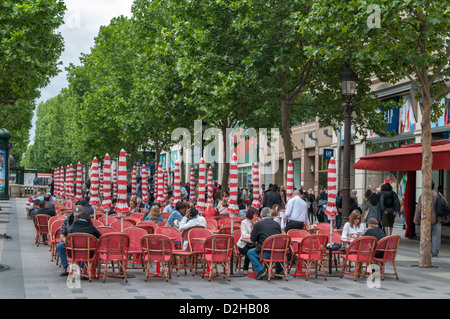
[219, 218, 232, 226]
[221, 222, 241, 230]
[92, 219, 104, 228]
[130, 213, 144, 221]
[346, 236, 378, 263]
[161, 213, 171, 221]
[203, 234, 234, 263]
[35, 214, 51, 234]
[155, 227, 182, 249]
[123, 217, 137, 226]
[205, 217, 218, 229]
[99, 216, 117, 226]
[232, 229, 241, 247]
[141, 234, 173, 262]
[316, 223, 331, 229]
[299, 234, 328, 260]
[123, 227, 148, 253]
[181, 225, 205, 241]
[96, 226, 117, 235]
[260, 234, 291, 262]
[206, 222, 218, 231]
[49, 219, 64, 237]
[97, 233, 130, 261]
[48, 215, 65, 228]
[188, 228, 214, 253]
[136, 221, 159, 234]
[158, 221, 167, 227]
[307, 227, 319, 234]
[374, 235, 401, 261]
[111, 220, 134, 232]
[218, 226, 233, 235]
[92, 212, 105, 220]
[287, 229, 309, 240]
[65, 233, 98, 262]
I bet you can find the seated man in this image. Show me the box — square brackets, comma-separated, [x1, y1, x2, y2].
[246, 207, 283, 280]
[37, 200, 56, 217]
[362, 217, 386, 258]
[57, 206, 101, 276]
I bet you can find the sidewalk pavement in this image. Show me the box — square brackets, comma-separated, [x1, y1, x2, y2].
[1, 198, 450, 300]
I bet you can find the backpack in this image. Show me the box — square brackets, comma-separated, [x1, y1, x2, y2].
[383, 192, 395, 209]
[435, 192, 450, 217]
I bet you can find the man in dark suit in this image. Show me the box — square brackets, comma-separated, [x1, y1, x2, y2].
[246, 207, 282, 279]
[262, 184, 282, 209]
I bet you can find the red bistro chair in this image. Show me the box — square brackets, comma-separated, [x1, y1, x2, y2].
[372, 235, 401, 280]
[34, 214, 51, 246]
[64, 233, 99, 282]
[202, 234, 234, 282]
[111, 220, 134, 232]
[123, 227, 148, 269]
[136, 221, 159, 234]
[188, 228, 214, 274]
[49, 219, 64, 262]
[295, 234, 328, 281]
[260, 234, 291, 281]
[96, 233, 130, 283]
[141, 234, 173, 282]
[96, 226, 117, 235]
[340, 236, 378, 281]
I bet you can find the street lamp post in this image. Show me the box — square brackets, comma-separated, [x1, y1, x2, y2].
[141, 139, 148, 166]
[340, 65, 358, 226]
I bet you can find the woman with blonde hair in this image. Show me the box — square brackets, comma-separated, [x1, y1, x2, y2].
[341, 210, 366, 241]
[144, 204, 163, 223]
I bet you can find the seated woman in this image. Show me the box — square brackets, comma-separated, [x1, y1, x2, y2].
[341, 210, 366, 242]
[236, 206, 260, 275]
[144, 205, 164, 223]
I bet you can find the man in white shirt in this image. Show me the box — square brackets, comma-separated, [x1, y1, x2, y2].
[284, 190, 309, 232]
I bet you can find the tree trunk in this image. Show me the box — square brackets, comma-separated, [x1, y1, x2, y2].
[419, 94, 433, 268]
[281, 94, 293, 166]
[220, 125, 230, 191]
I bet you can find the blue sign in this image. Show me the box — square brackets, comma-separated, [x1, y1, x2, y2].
[323, 149, 334, 160]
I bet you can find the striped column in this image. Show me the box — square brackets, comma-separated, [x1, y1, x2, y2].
[173, 161, 181, 204]
[75, 162, 83, 201]
[227, 153, 240, 216]
[113, 168, 118, 199]
[115, 149, 129, 215]
[142, 165, 149, 205]
[131, 166, 137, 201]
[251, 163, 261, 209]
[207, 166, 213, 204]
[156, 163, 165, 205]
[101, 154, 112, 210]
[189, 168, 196, 203]
[89, 158, 101, 206]
[196, 157, 206, 213]
[286, 160, 294, 203]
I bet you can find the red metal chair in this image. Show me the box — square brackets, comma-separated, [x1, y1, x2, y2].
[157, 227, 193, 276]
[218, 218, 232, 227]
[206, 222, 217, 232]
[96, 233, 130, 283]
[141, 234, 173, 282]
[287, 229, 309, 270]
[260, 234, 291, 281]
[205, 217, 218, 229]
[316, 223, 331, 229]
[188, 228, 213, 274]
[221, 222, 241, 230]
[295, 234, 328, 281]
[111, 220, 134, 232]
[92, 219, 104, 228]
[340, 236, 378, 281]
[232, 229, 243, 272]
[49, 219, 64, 262]
[96, 226, 117, 235]
[65, 233, 99, 281]
[130, 213, 145, 222]
[34, 214, 51, 246]
[136, 221, 159, 234]
[372, 235, 401, 280]
[318, 229, 345, 272]
[155, 227, 182, 249]
[218, 226, 233, 235]
[99, 215, 117, 226]
[202, 234, 234, 281]
[123, 217, 137, 226]
[123, 227, 148, 269]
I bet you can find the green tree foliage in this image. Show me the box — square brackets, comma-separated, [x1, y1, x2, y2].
[0, 0, 65, 162]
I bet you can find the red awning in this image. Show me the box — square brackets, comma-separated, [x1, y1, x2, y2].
[353, 139, 450, 171]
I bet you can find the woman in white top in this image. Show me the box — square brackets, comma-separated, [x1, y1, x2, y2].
[236, 206, 260, 275]
[341, 210, 366, 241]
